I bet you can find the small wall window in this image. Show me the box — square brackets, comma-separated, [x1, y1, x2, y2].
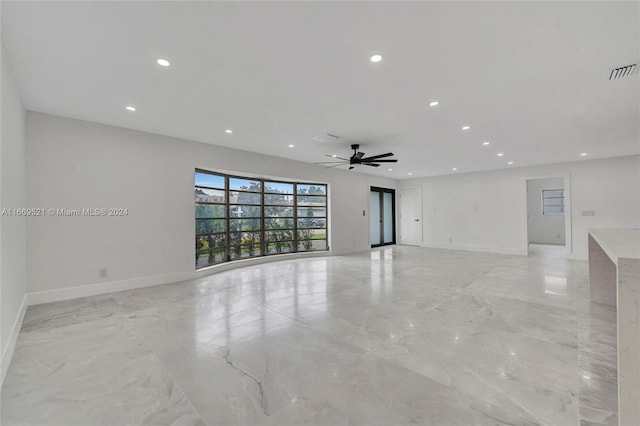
[542, 189, 564, 214]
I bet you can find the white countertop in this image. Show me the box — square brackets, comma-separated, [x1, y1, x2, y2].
[589, 229, 640, 264]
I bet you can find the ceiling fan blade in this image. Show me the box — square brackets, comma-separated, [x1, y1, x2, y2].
[354, 152, 365, 160]
[314, 161, 349, 164]
[360, 152, 394, 161]
[325, 163, 349, 169]
[362, 163, 381, 167]
[323, 155, 350, 161]
[366, 159, 397, 163]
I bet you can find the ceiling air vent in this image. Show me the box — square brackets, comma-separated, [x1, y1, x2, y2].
[311, 133, 341, 143]
[608, 62, 638, 80]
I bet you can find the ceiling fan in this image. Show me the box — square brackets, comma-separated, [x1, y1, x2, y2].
[315, 144, 398, 170]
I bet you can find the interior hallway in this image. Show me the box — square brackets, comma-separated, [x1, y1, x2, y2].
[1, 246, 617, 425]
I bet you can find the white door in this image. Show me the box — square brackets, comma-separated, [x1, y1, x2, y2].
[399, 187, 422, 246]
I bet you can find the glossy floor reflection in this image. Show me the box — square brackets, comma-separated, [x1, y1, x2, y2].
[2, 246, 617, 425]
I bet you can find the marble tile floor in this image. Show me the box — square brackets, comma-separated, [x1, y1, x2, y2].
[528, 244, 567, 259]
[1, 246, 618, 425]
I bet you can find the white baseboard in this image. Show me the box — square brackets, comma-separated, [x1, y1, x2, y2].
[27, 270, 197, 306]
[1, 294, 28, 384]
[27, 251, 333, 306]
[567, 253, 588, 261]
[420, 242, 527, 256]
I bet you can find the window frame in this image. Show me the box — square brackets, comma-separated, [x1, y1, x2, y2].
[195, 169, 328, 269]
[541, 188, 565, 215]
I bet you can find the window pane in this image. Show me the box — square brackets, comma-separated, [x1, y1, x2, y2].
[196, 219, 226, 234]
[266, 241, 294, 255]
[297, 184, 326, 196]
[544, 205, 564, 214]
[297, 218, 326, 229]
[297, 195, 326, 206]
[297, 240, 327, 251]
[543, 190, 564, 198]
[370, 191, 381, 245]
[195, 204, 226, 219]
[195, 172, 225, 189]
[265, 230, 295, 242]
[265, 218, 294, 230]
[229, 232, 261, 259]
[196, 234, 226, 261]
[297, 207, 326, 217]
[195, 188, 225, 204]
[297, 229, 326, 240]
[229, 247, 261, 260]
[230, 218, 261, 231]
[264, 194, 294, 205]
[543, 198, 564, 206]
[264, 181, 293, 194]
[196, 249, 222, 268]
[229, 205, 261, 218]
[230, 191, 260, 205]
[264, 206, 293, 217]
[229, 231, 261, 242]
[229, 178, 261, 192]
[383, 192, 393, 244]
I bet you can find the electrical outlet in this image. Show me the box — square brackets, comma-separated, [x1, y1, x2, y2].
[99, 268, 108, 278]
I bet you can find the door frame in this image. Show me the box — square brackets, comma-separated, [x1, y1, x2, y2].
[370, 186, 396, 248]
[521, 174, 572, 256]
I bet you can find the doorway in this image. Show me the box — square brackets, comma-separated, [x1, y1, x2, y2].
[526, 177, 568, 258]
[370, 187, 396, 247]
[398, 186, 422, 246]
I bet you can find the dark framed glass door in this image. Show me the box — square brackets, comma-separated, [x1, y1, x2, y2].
[370, 187, 396, 247]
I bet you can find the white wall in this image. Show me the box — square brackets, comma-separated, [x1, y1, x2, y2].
[405, 155, 640, 259]
[25, 112, 396, 296]
[527, 177, 565, 245]
[1, 35, 27, 380]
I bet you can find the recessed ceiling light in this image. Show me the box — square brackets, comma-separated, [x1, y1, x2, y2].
[482, 141, 490, 146]
[156, 58, 170, 67]
[408, 172, 412, 176]
[452, 167, 457, 171]
[388, 168, 393, 171]
[370, 54, 382, 63]
[125, 105, 136, 111]
[288, 144, 295, 148]
[462, 126, 470, 130]
[497, 152, 504, 157]
[580, 152, 588, 156]
[507, 161, 514, 165]
[225, 129, 233, 134]
[429, 101, 439, 107]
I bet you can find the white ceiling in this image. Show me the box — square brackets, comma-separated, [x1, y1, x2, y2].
[2, 1, 638, 178]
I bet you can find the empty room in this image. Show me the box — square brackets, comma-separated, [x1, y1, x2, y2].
[1, 2, 639, 425]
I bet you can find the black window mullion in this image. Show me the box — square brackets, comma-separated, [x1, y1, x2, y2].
[196, 172, 327, 268]
[260, 179, 265, 257]
[293, 183, 298, 252]
[225, 175, 230, 262]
